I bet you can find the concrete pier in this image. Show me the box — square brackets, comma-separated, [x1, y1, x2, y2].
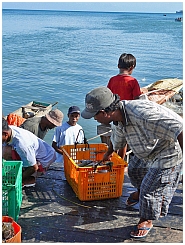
[18, 162, 183, 243]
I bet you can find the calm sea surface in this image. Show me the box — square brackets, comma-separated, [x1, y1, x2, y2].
[2, 9, 183, 144]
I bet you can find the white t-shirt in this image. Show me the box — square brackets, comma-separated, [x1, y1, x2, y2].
[52, 122, 84, 163]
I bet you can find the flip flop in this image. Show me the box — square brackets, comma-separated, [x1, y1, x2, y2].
[22, 183, 36, 188]
[130, 225, 153, 238]
[125, 195, 139, 206]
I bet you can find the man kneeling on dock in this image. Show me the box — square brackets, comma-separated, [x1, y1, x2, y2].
[2, 118, 56, 187]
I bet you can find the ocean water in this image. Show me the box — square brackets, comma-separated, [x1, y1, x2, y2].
[2, 9, 183, 144]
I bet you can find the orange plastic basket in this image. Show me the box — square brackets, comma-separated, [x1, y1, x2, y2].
[61, 143, 128, 201]
[2, 216, 21, 243]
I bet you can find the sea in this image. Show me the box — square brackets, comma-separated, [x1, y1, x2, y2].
[2, 9, 183, 145]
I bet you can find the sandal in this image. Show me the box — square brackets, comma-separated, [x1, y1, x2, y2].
[125, 192, 139, 206]
[130, 224, 153, 238]
[22, 176, 36, 188]
[23, 183, 36, 188]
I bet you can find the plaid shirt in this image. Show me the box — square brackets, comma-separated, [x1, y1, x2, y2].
[111, 100, 183, 169]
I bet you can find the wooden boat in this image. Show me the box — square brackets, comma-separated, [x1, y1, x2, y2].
[140, 78, 183, 116]
[11, 101, 58, 118]
[5, 100, 58, 126]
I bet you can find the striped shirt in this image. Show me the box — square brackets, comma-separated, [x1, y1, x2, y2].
[111, 100, 183, 169]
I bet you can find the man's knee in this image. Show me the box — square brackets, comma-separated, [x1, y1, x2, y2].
[22, 164, 38, 180]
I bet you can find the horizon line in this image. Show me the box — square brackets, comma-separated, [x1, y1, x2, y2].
[2, 8, 178, 14]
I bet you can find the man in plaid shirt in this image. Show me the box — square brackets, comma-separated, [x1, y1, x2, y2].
[81, 87, 183, 239]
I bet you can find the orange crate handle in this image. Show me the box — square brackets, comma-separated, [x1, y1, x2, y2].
[62, 147, 79, 168]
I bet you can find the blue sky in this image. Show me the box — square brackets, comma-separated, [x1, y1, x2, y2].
[2, 1, 183, 13]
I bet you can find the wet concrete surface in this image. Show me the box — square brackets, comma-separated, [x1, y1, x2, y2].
[18, 162, 183, 243]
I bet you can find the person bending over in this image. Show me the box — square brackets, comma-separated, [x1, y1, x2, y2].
[2, 118, 56, 187]
[20, 109, 63, 139]
[81, 87, 183, 239]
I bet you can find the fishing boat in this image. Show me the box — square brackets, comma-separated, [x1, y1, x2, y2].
[4, 100, 58, 126]
[175, 17, 183, 22]
[140, 78, 183, 116]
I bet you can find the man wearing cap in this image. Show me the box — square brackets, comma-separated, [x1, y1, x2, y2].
[2, 118, 56, 187]
[52, 106, 84, 163]
[20, 109, 63, 139]
[81, 87, 183, 239]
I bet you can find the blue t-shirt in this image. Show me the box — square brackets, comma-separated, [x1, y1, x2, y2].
[8, 126, 56, 168]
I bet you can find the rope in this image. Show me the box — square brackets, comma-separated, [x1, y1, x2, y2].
[87, 130, 133, 159]
[87, 129, 112, 142]
[52, 185, 92, 208]
[86, 124, 133, 164]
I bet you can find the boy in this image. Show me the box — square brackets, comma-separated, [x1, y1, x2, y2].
[52, 106, 84, 163]
[107, 53, 141, 100]
[98, 53, 143, 156]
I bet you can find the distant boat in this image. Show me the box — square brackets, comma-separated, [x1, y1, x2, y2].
[176, 10, 183, 13]
[175, 17, 183, 22]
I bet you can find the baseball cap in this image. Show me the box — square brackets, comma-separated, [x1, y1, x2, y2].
[81, 87, 115, 119]
[68, 106, 81, 114]
[45, 109, 63, 126]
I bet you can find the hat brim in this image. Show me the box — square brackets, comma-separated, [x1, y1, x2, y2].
[68, 110, 80, 114]
[81, 109, 98, 119]
[45, 114, 62, 126]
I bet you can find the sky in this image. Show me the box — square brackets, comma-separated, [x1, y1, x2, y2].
[1, 1, 183, 13]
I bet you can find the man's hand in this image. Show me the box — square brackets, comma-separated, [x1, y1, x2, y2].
[103, 151, 113, 162]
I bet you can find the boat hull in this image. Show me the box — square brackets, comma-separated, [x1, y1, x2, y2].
[141, 78, 183, 116]
[5, 101, 58, 120]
